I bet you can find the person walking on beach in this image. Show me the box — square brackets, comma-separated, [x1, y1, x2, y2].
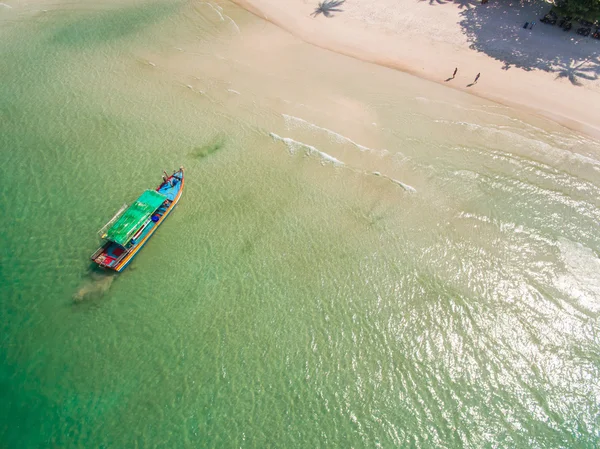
[474, 73, 480, 84]
[452, 67, 458, 79]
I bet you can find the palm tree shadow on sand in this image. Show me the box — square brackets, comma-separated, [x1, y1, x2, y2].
[458, 1, 600, 85]
[424, 0, 600, 86]
[423, 0, 479, 9]
[311, 0, 346, 18]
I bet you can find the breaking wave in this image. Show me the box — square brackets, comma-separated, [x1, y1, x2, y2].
[371, 171, 417, 192]
[269, 133, 416, 192]
[435, 119, 600, 171]
[269, 132, 344, 166]
[282, 114, 383, 154]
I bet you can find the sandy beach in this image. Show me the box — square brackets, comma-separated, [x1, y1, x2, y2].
[231, 0, 600, 138]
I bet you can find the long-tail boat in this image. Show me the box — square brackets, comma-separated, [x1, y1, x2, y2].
[91, 167, 184, 272]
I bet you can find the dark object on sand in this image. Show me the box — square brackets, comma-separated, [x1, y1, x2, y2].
[523, 21, 529, 29]
[311, 0, 345, 18]
[558, 16, 572, 27]
[576, 26, 591, 36]
[540, 11, 557, 25]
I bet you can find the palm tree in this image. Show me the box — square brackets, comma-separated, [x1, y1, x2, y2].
[311, 0, 346, 18]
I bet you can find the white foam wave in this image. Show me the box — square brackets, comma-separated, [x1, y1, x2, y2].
[200, 1, 240, 33]
[371, 172, 416, 192]
[269, 133, 344, 166]
[449, 145, 599, 197]
[0, 3, 12, 8]
[227, 89, 241, 95]
[437, 120, 600, 170]
[270, 133, 416, 192]
[227, 17, 241, 34]
[183, 84, 205, 95]
[452, 169, 480, 181]
[457, 212, 556, 246]
[282, 114, 381, 153]
[203, 2, 224, 21]
[422, 97, 554, 136]
[389, 178, 417, 192]
[481, 175, 600, 223]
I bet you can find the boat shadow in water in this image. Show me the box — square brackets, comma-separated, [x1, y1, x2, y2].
[72, 266, 117, 302]
[189, 135, 226, 160]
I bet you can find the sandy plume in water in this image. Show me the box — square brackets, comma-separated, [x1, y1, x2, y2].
[73, 271, 116, 302]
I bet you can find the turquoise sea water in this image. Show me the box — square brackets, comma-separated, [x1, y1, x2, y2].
[1, 1, 600, 447]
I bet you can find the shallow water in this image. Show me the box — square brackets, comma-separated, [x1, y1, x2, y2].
[1, 1, 599, 448]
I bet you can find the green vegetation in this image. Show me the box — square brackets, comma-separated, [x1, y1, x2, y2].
[554, 0, 600, 22]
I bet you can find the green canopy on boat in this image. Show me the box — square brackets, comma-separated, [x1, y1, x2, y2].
[103, 190, 167, 246]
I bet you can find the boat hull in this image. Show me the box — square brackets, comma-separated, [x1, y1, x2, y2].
[92, 169, 184, 272]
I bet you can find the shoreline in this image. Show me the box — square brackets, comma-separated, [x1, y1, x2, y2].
[231, 0, 600, 140]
